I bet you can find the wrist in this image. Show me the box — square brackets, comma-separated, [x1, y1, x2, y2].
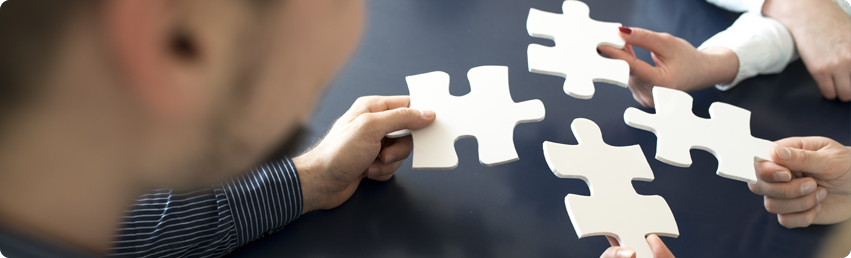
[293, 152, 327, 214]
[697, 47, 739, 88]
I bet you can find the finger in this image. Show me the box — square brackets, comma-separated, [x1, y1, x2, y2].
[777, 203, 821, 229]
[628, 77, 656, 107]
[623, 44, 637, 58]
[599, 44, 660, 84]
[606, 236, 620, 247]
[812, 72, 838, 100]
[646, 234, 675, 258]
[627, 78, 651, 107]
[598, 44, 629, 59]
[773, 137, 832, 151]
[628, 84, 648, 107]
[764, 186, 827, 214]
[378, 136, 413, 164]
[600, 247, 636, 258]
[771, 143, 832, 174]
[754, 160, 792, 183]
[366, 159, 403, 181]
[355, 107, 436, 140]
[749, 177, 818, 199]
[343, 96, 412, 121]
[834, 72, 851, 102]
[640, 84, 655, 108]
[619, 27, 675, 57]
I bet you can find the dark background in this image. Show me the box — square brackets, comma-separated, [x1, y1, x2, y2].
[228, 0, 851, 257]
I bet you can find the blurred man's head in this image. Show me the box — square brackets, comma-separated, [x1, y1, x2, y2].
[0, 0, 364, 190]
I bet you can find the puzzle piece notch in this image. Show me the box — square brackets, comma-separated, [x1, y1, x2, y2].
[623, 87, 775, 184]
[527, 0, 629, 99]
[406, 65, 545, 170]
[544, 118, 679, 258]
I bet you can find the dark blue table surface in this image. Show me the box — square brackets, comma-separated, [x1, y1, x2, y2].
[227, 0, 851, 257]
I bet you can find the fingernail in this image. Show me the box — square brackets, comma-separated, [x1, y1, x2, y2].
[619, 26, 632, 34]
[617, 249, 635, 258]
[597, 48, 602, 54]
[384, 153, 397, 164]
[368, 165, 381, 177]
[774, 171, 791, 182]
[421, 110, 435, 119]
[775, 146, 791, 160]
[816, 188, 827, 202]
[800, 181, 817, 195]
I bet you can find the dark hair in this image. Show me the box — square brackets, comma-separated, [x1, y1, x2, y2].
[0, 0, 80, 122]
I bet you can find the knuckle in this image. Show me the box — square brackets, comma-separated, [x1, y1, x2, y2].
[355, 96, 381, 108]
[353, 96, 371, 105]
[354, 113, 378, 129]
[393, 107, 414, 118]
[811, 64, 829, 74]
[747, 183, 758, 193]
[796, 150, 812, 165]
[764, 198, 780, 214]
[778, 215, 797, 229]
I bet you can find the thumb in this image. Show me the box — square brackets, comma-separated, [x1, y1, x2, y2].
[772, 145, 829, 174]
[598, 44, 661, 87]
[619, 27, 675, 57]
[600, 247, 636, 258]
[356, 108, 435, 139]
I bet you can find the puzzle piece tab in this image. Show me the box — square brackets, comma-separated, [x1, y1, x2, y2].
[527, 0, 629, 99]
[404, 65, 545, 170]
[624, 87, 775, 184]
[544, 118, 679, 258]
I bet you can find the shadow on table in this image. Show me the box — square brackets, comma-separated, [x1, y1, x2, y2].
[225, 176, 507, 258]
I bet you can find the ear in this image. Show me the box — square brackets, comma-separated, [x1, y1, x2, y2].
[103, 0, 202, 121]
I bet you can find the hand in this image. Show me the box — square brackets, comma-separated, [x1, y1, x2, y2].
[750, 137, 851, 228]
[598, 27, 739, 107]
[763, 0, 851, 102]
[600, 234, 675, 258]
[293, 96, 435, 214]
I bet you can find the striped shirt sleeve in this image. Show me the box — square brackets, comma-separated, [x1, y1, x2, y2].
[109, 158, 303, 258]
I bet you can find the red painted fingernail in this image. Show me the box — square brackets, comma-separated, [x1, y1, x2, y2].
[619, 26, 632, 34]
[596, 48, 602, 54]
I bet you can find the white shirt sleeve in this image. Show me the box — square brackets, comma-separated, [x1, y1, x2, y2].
[700, 0, 851, 91]
[706, 0, 765, 13]
[697, 12, 796, 90]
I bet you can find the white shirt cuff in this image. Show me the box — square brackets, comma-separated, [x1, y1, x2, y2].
[706, 0, 765, 14]
[698, 12, 796, 91]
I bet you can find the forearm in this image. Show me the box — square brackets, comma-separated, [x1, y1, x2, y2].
[697, 12, 797, 90]
[110, 158, 304, 258]
[763, 0, 851, 42]
[763, 0, 833, 32]
[110, 188, 239, 258]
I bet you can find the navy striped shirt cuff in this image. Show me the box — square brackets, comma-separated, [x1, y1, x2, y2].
[223, 158, 303, 246]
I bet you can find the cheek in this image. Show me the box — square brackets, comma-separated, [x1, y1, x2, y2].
[215, 0, 366, 173]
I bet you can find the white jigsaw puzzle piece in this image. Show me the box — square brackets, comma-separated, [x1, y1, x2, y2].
[544, 118, 679, 258]
[386, 129, 411, 139]
[527, 0, 629, 99]
[623, 87, 775, 184]
[406, 65, 546, 170]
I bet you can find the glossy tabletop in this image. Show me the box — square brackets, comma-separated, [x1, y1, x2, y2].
[226, 0, 851, 257]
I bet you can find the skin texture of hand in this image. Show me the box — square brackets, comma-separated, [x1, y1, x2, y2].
[293, 96, 435, 214]
[763, 0, 851, 102]
[598, 27, 739, 107]
[601, 234, 675, 258]
[750, 137, 851, 228]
